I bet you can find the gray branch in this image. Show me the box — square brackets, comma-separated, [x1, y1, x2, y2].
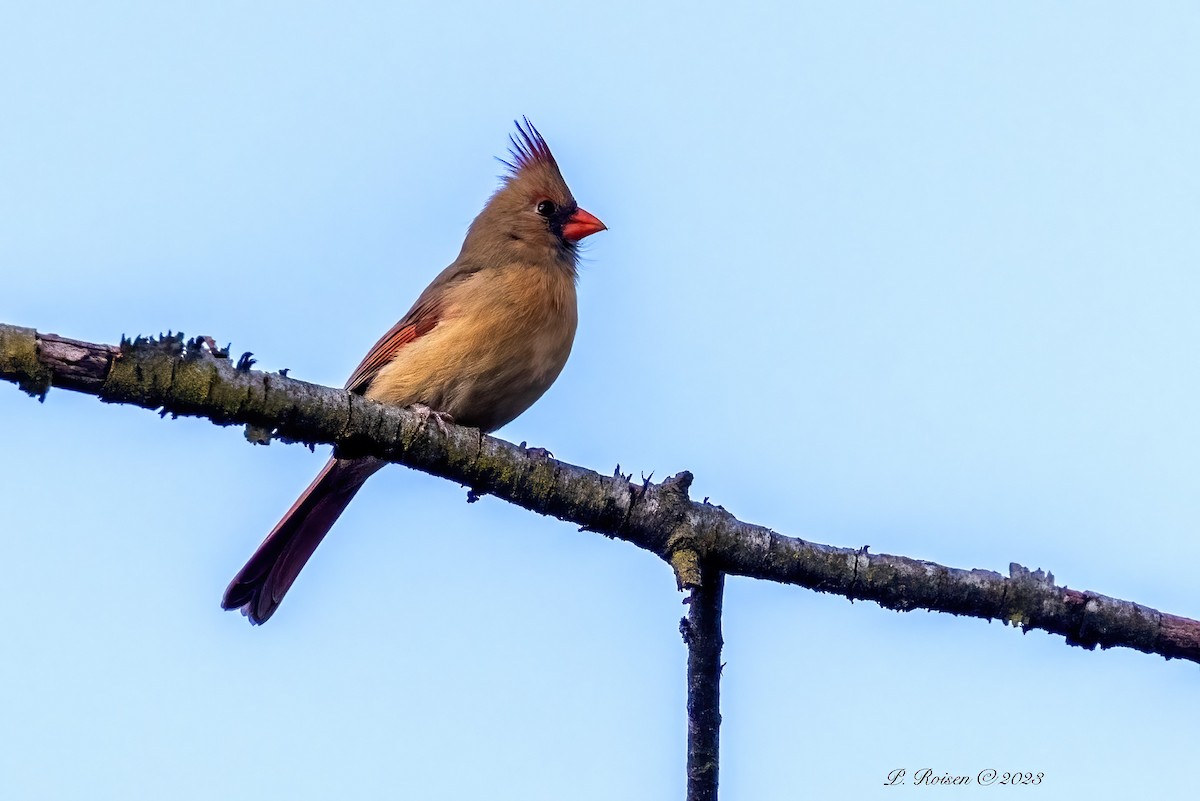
[3, 322, 1199, 666]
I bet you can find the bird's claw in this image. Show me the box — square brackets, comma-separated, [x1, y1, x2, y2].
[410, 403, 455, 435]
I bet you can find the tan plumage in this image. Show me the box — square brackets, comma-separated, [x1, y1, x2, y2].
[222, 120, 605, 624]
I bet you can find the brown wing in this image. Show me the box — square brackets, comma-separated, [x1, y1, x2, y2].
[344, 298, 442, 393]
[345, 259, 486, 393]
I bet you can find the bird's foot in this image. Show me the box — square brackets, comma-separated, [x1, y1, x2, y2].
[410, 403, 456, 435]
[519, 441, 554, 459]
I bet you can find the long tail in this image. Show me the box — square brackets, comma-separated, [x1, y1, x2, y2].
[222, 456, 385, 624]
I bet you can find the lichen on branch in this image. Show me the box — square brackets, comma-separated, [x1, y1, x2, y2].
[3, 321, 1199, 665]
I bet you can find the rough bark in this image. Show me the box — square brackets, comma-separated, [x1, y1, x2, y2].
[3, 322, 1199, 665]
[680, 559, 723, 801]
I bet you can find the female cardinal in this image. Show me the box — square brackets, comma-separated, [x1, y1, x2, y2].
[222, 120, 606, 624]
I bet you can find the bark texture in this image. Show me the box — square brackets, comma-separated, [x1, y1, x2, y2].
[3, 322, 1199, 665]
[681, 560, 723, 801]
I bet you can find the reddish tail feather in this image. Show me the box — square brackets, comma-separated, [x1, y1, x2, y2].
[222, 457, 383, 624]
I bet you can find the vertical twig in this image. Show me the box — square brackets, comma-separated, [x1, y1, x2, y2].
[681, 560, 725, 801]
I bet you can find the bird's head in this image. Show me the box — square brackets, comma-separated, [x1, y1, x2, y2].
[462, 119, 606, 269]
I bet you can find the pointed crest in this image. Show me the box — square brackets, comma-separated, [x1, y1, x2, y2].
[498, 117, 559, 178]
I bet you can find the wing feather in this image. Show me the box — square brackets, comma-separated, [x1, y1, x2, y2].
[344, 301, 442, 394]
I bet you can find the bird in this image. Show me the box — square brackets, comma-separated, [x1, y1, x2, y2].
[221, 119, 606, 624]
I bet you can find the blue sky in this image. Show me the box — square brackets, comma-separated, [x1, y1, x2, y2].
[2, 3, 1198, 799]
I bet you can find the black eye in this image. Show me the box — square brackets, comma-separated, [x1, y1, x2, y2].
[536, 199, 557, 217]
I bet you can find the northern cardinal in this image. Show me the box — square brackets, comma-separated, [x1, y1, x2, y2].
[222, 120, 605, 624]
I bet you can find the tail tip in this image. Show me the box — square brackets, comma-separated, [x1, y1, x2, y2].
[221, 584, 273, 625]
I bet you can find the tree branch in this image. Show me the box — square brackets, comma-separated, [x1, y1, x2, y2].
[680, 559, 723, 801]
[3, 321, 1199, 665]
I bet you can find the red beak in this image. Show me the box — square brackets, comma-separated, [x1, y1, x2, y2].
[562, 207, 607, 242]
